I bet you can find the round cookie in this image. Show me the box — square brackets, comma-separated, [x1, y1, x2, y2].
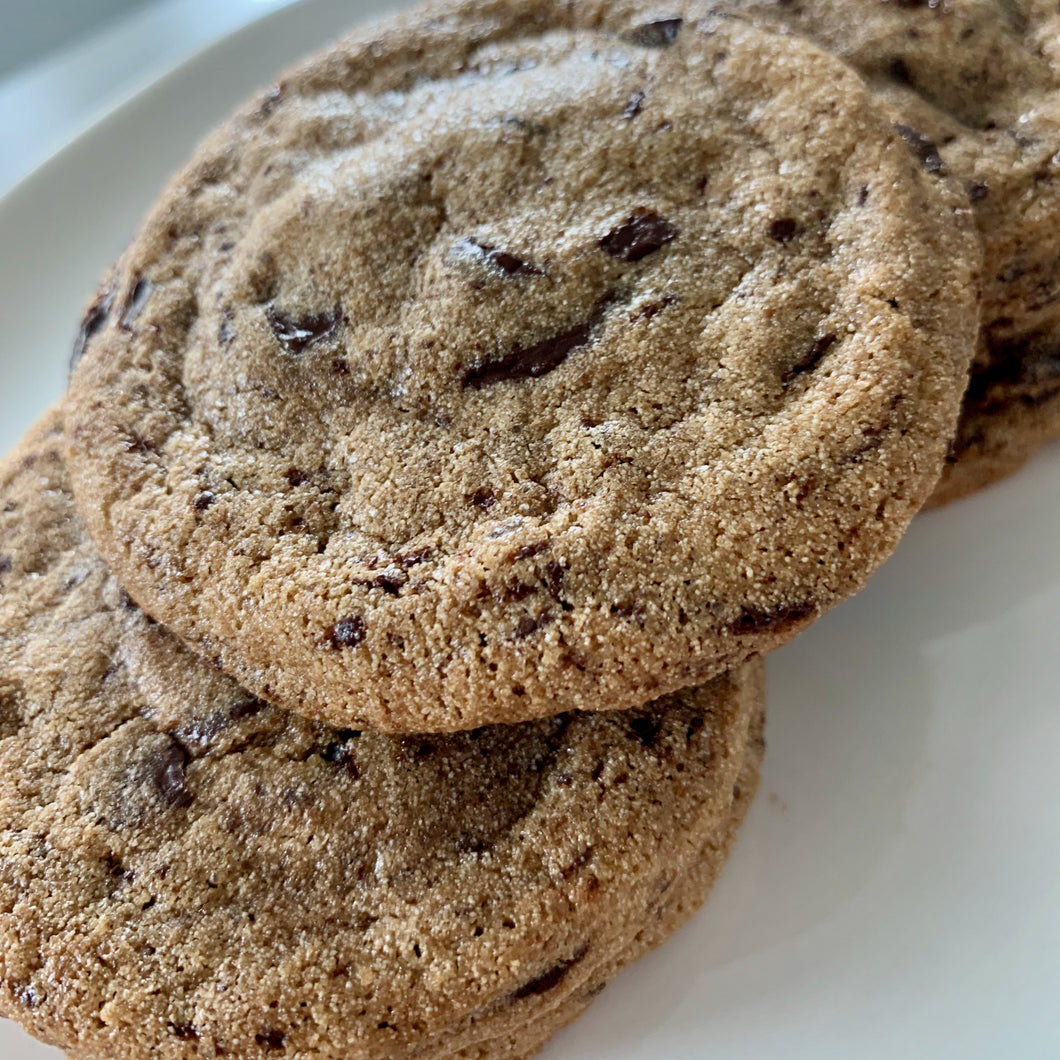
[65, 0, 979, 731]
[715, 0, 1060, 500]
[0, 409, 764, 1060]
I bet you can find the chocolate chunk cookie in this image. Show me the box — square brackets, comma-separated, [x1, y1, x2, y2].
[717, 0, 1060, 500]
[65, 0, 979, 731]
[0, 408, 764, 1060]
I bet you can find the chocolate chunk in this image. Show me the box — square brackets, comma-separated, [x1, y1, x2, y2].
[600, 209, 677, 262]
[516, 542, 548, 561]
[628, 715, 663, 747]
[397, 548, 433, 570]
[513, 612, 555, 639]
[193, 491, 215, 511]
[545, 560, 565, 599]
[352, 568, 406, 595]
[330, 615, 367, 649]
[266, 304, 343, 355]
[153, 739, 194, 809]
[256, 1030, 286, 1050]
[452, 237, 542, 276]
[70, 286, 115, 373]
[768, 218, 798, 243]
[120, 276, 153, 329]
[624, 18, 683, 47]
[171, 697, 264, 753]
[468, 487, 498, 510]
[623, 90, 646, 119]
[733, 602, 814, 635]
[284, 467, 310, 487]
[463, 300, 610, 389]
[782, 332, 837, 384]
[894, 124, 946, 174]
[513, 945, 590, 999]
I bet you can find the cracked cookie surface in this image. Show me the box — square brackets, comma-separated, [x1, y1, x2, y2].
[718, 0, 1060, 500]
[0, 408, 763, 1060]
[65, 0, 979, 730]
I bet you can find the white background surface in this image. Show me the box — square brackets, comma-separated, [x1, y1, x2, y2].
[1, 2, 1059, 1057]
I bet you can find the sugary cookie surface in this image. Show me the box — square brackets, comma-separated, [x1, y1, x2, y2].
[0, 409, 762, 1060]
[66, 0, 979, 730]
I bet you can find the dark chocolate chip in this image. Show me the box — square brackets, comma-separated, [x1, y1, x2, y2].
[768, 218, 798, 243]
[70, 286, 115, 373]
[463, 300, 610, 389]
[516, 542, 548, 560]
[733, 602, 814, 636]
[782, 332, 837, 385]
[266, 304, 343, 355]
[171, 697, 264, 752]
[624, 18, 683, 47]
[452, 237, 542, 276]
[545, 560, 565, 599]
[255, 1029, 286, 1050]
[600, 209, 677, 262]
[284, 467, 310, 487]
[513, 612, 555, 639]
[397, 548, 433, 570]
[352, 568, 406, 595]
[513, 945, 590, 999]
[623, 89, 646, 119]
[857, 184, 870, 206]
[169, 1024, 200, 1041]
[152, 738, 193, 809]
[332, 357, 350, 375]
[120, 276, 153, 329]
[628, 715, 664, 747]
[330, 615, 367, 649]
[894, 124, 946, 174]
[469, 488, 498, 510]
[193, 491, 215, 512]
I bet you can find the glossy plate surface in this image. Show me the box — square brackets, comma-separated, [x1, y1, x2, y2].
[0, 2, 1058, 1056]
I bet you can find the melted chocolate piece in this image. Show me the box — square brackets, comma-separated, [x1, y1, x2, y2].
[600, 209, 677, 262]
[967, 330, 1060, 410]
[624, 18, 683, 47]
[266, 304, 343, 355]
[513, 611, 555, 639]
[120, 276, 153, 329]
[768, 218, 798, 243]
[153, 738, 193, 808]
[256, 1030, 286, 1050]
[70, 286, 115, 373]
[469, 487, 498, 510]
[513, 945, 590, 999]
[733, 602, 814, 636]
[170, 697, 265, 753]
[330, 615, 367, 649]
[453, 237, 542, 276]
[463, 300, 611, 389]
[782, 333, 837, 384]
[894, 124, 946, 174]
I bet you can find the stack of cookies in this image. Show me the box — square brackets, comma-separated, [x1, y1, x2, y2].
[0, 0, 1056, 1057]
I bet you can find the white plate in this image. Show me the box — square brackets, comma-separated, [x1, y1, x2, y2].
[2, 3, 1060, 1057]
